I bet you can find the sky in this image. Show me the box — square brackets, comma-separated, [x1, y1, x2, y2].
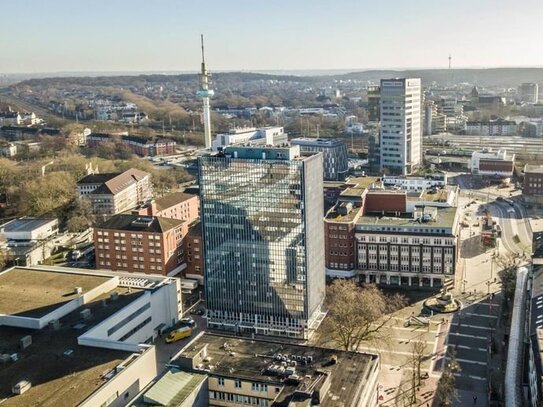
[2, 0, 543, 74]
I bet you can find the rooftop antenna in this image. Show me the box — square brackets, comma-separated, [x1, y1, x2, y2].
[197, 34, 214, 150]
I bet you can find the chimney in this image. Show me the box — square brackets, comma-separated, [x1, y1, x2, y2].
[147, 201, 157, 216]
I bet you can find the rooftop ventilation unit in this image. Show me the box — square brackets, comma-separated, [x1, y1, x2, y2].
[12, 380, 31, 395]
[19, 335, 32, 350]
[131, 217, 154, 227]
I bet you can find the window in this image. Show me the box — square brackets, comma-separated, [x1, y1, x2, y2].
[235, 379, 242, 388]
[217, 377, 225, 386]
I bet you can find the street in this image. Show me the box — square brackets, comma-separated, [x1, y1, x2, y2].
[448, 173, 531, 406]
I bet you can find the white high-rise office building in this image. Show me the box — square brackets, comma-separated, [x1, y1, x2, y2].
[379, 78, 422, 175]
[519, 82, 539, 104]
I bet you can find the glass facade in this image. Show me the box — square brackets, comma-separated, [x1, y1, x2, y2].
[199, 146, 325, 339]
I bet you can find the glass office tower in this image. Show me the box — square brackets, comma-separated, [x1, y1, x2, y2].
[199, 145, 325, 339]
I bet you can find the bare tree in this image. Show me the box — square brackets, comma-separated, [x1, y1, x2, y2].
[411, 340, 427, 387]
[407, 340, 428, 404]
[435, 347, 461, 407]
[495, 254, 517, 307]
[318, 280, 406, 351]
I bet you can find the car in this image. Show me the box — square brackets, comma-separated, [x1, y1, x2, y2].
[180, 317, 196, 327]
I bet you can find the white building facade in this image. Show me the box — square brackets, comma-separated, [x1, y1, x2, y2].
[211, 126, 287, 151]
[380, 78, 422, 175]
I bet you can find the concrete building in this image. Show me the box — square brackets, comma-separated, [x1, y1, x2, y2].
[199, 145, 325, 339]
[94, 214, 187, 276]
[465, 119, 517, 136]
[211, 126, 288, 151]
[519, 120, 543, 138]
[527, 265, 543, 407]
[290, 137, 349, 181]
[367, 85, 380, 122]
[170, 332, 380, 407]
[0, 111, 21, 126]
[379, 78, 422, 175]
[382, 173, 447, 190]
[0, 265, 181, 407]
[324, 177, 460, 289]
[520, 83, 539, 104]
[471, 149, 515, 178]
[0, 142, 17, 157]
[0, 218, 59, 266]
[77, 169, 153, 216]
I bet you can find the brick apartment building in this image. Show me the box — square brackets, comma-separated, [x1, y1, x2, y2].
[135, 192, 199, 222]
[182, 221, 204, 282]
[325, 177, 460, 289]
[524, 164, 543, 205]
[94, 191, 201, 276]
[77, 169, 152, 216]
[87, 133, 176, 157]
[94, 214, 187, 276]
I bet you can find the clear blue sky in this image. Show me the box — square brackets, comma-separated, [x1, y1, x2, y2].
[2, 0, 543, 73]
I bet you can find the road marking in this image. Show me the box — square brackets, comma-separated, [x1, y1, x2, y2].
[448, 332, 487, 340]
[450, 323, 493, 331]
[454, 345, 487, 352]
[453, 373, 486, 381]
[451, 357, 487, 366]
[464, 313, 497, 319]
[358, 347, 415, 356]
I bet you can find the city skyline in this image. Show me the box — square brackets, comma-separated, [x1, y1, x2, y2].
[2, 0, 543, 74]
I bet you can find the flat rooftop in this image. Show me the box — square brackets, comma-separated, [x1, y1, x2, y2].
[0, 268, 111, 317]
[0, 285, 143, 407]
[177, 333, 378, 407]
[1, 217, 56, 233]
[525, 164, 543, 174]
[325, 203, 362, 223]
[357, 206, 458, 230]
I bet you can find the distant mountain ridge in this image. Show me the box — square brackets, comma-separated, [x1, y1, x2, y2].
[7, 67, 543, 88]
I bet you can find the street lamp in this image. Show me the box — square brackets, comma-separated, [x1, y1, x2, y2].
[462, 279, 467, 294]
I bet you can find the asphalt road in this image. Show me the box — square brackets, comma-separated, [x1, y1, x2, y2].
[447, 294, 500, 407]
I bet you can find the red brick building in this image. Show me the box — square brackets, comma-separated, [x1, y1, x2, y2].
[182, 221, 204, 282]
[135, 192, 199, 223]
[87, 133, 176, 157]
[94, 214, 187, 276]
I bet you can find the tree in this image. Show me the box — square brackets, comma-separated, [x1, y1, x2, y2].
[18, 171, 77, 217]
[318, 280, 406, 351]
[65, 198, 95, 232]
[408, 340, 428, 403]
[498, 264, 517, 307]
[435, 347, 460, 407]
[496, 254, 517, 307]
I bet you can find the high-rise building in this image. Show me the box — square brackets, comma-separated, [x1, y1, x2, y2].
[367, 85, 381, 122]
[379, 78, 422, 175]
[290, 137, 349, 181]
[199, 145, 325, 339]
[519, 82, 539, 104]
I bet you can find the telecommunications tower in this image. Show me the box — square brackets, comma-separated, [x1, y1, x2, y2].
[197, 35, 214, 149]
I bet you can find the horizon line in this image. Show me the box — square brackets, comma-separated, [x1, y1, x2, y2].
[3, 65, 543, 77]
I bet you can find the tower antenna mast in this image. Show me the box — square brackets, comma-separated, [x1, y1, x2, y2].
[197, 35, 214, 150]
